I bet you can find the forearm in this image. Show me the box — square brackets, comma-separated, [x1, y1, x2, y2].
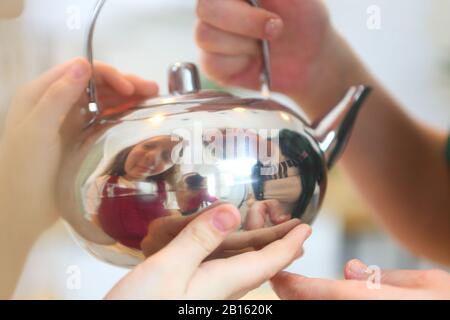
[0, 147, 54, 299]
[292, 31, 450, 265]
[0, 205, 44, 299]
[342, 78, 450, 265]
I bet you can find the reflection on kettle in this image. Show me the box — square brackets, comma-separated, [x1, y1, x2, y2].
[57, 0, 372, 267]
[247, 129, 324, 230]
[176, 173, 218, 215]
[85, 136, 182, 250]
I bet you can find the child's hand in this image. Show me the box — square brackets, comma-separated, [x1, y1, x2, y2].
[107, 203, 312, 299]
[195, 0, 355, 118]
[0, 58, 158, 233]
[244, 200, 292, 230]
[141, 206, 301, 259]
[271, 259, 450, 299]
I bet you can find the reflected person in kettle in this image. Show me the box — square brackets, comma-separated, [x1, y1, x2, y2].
[85, 136, 182, 250]
[246, 129, 323, 229]
[176, 172, 218, 215]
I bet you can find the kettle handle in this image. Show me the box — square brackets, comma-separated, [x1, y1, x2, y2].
[85, 0, 106, 120]
[247, 0, 273, 94]
[84, 0, 273, 120]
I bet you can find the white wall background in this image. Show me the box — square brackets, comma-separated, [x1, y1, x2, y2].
[326, 0, 450, 129]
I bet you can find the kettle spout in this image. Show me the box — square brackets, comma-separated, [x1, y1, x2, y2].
[312, 85, 372, 169]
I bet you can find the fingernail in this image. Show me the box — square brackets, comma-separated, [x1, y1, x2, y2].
[265, 18, 283, 39]
[68, 60, 89, 80]
[212, 210, 238, 232]
[347, 259, 369, 278]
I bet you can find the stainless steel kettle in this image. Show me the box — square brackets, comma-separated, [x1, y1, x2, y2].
[58, 0, 371, 267]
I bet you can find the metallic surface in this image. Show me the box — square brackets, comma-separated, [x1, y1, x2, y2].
[168, 62, 201, 95]
[247, 0, 272, 92]
[58, 0, 371, 267]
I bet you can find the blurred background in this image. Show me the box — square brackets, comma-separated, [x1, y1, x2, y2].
[0, 0, 449, 299]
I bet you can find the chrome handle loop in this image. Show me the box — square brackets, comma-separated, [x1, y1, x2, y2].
[85, 0, 273, 118]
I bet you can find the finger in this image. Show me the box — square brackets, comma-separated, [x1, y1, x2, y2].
[344, 259, 381, 282]
[96, 93, 143, 116]
[189, 224, 311, 299]
[141, 215, 185, 258]
[97, 66, 158, 98]
[96, 88, 133, 108]
[146, 203, 241, 284]
[94, 77, 157, 115]
[245, 200, 291, 229]
[94, 62, 135, 96]
[79, 63, 157, 117]
[141, 213, 198, 258]
[30, 58, 92, 130]
[344, 259, 448, 289]
[244, 201, 267, 229]
[220, 218, 301, 251]
[19, 59, 76, 104]
[8, 59, 78, 124]
[266, 201, 292, 225]
[271, 272, 423, 300]
[196, 21, 259, 56]
[272, 212, 291, 225]
[209, 245, 304, 261]
[196, 0, 284, 40]
[207, 247, 255, 260]
[124, 74, 159, 97]
[200, 51, 260, 87]
[146, 202, 230, 239]
[142, 203, 233, 258]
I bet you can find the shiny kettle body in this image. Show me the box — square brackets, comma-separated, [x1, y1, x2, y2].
[58, 0, 371, 267]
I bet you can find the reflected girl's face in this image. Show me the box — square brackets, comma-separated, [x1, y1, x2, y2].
[123, 136, 178, 181]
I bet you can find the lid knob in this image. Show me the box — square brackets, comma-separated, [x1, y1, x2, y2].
[168, 62, 201, 95]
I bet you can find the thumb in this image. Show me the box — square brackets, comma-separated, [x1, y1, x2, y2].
[270, 271, 307, 300]
[344, 259, 371, 281]
[149, 203, 241, 283]
[31, 58, 92, 129]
